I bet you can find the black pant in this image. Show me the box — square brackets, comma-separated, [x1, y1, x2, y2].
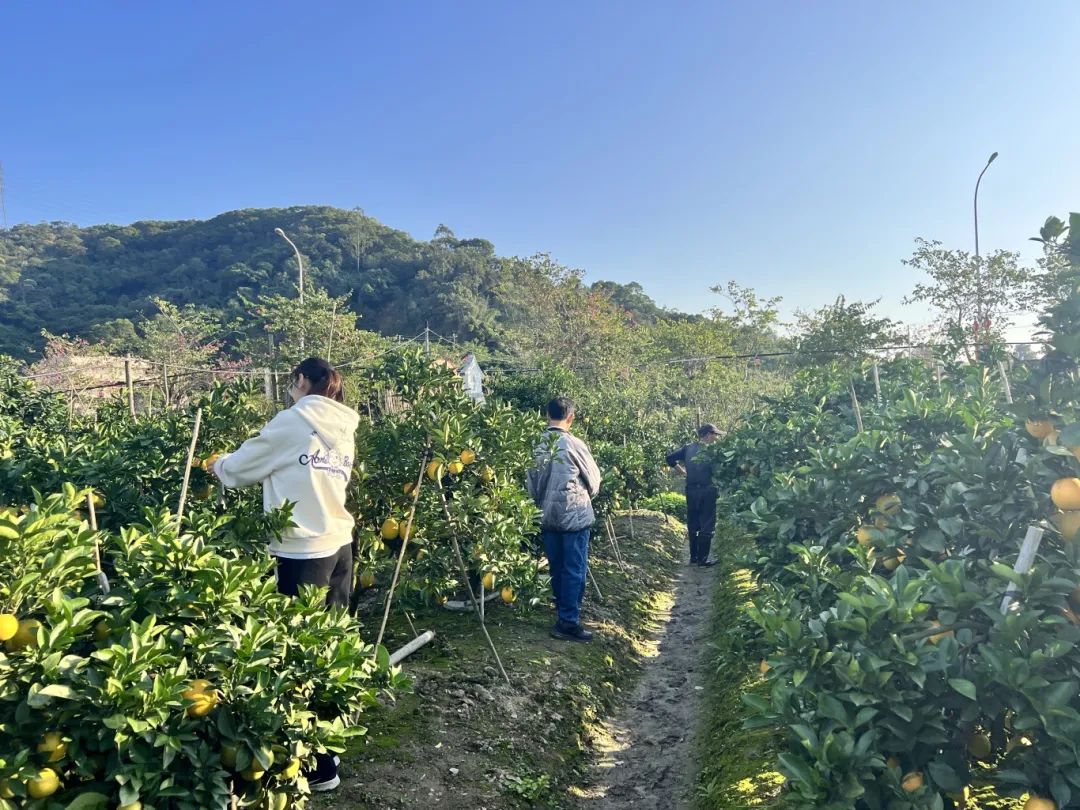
[686, 487, 718, 562]
[275, 543, 353, 608]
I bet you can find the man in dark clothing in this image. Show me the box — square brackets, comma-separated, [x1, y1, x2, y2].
[666, 424, 720, 567]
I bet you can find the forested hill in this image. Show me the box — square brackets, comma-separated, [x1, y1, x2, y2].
[0, 206, 680, 359]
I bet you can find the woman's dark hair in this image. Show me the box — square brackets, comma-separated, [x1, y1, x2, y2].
[292, 357, 345, 403]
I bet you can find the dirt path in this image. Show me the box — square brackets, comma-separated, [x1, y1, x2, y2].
[571, 558, 717, 810]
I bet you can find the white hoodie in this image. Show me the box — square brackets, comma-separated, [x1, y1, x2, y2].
[215, 395, 361, 558]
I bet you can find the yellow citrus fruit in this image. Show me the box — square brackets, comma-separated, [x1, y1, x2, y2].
[37, 731, 67, 763]
[183, 680, 218, 717]
[27, 768, 60, 799]
[1052, 511, 1080, 542]
[759, 659, 770, 675]
[1051, 478, 1080, 510]
[403, 481, 415, 495]
[360, 570, 376, 589]
[901, 771, 924, 792]
[876, 494, 902, 515]
[855, 526, 875, 547]
[0, 613, 18, 641]
[399, 521, 413, 541]
[91, 492, 105, 508]
[481, 572, 496, 591]
[281, 757, 301, 780]
[380, 518, 400, 540]
[459, 449, 476, 465]
[883, 551, 906, 571]
[967, 732, 992, 759]
[5, 618, 41, 651]
[928, 620, 953, 644]
[119, 802, 142, 810]
[201, 453, 220, 472]
[1026, 419, 1055, 439]
[436, 595, 448, 605]
[501, 586, 516, 604]
[448, 460, 464, 475]
[426, 460, 446, 481]
[480, 466, 495, 483]
[1025, 798, 1058, 810]
[240, 767, 266, 781]
[271, 793, 290, 810]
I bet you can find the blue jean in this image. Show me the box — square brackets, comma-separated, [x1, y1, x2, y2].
[543, 528, 591, 627]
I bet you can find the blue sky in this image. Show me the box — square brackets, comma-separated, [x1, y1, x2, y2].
[2, 2, 1078, 334]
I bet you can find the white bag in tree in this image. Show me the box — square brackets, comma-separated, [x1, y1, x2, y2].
[460, 354, 485, 403]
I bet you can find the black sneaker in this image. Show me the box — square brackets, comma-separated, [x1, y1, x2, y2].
[551, 622, 594, 643]
[306, 753, 341, 792]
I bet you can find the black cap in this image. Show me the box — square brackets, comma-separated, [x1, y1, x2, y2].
[697, 423, 719, 437]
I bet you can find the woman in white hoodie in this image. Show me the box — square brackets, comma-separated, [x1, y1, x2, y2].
[210, 356, 358, 791]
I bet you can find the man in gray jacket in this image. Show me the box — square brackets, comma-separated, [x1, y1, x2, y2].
[527, 396, 602, 642]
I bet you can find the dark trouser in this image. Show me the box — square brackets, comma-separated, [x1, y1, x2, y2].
[274, 543, 353, 784]
[275, 543, 353, 608]
[686, 487, 718, 563]
[542, 528, 591, 627]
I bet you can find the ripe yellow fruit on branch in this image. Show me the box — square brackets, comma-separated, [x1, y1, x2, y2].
[399, 521, 413, 541]
[1025, 797, 1058, 810]
[37, 731, 67, 763]
[1052, 510, 1080, 542]
[1026, 419, 1055, 439]
[447, 460, 464, 475]
[459, 449, 476, 465]
[281, 757, 302, 780]
[381, 518, 400, 540]
[360, 570, 376, 589]
[882, 551, 906, 571]
[201, 453, 220, 472]
[480, 466, 495, 483]
[875, 494, 902, 515]
[240, 767, 266, 781]
[481, 572, 496, 591]
[901, 771, 924, 792]
[183, 679, 219, 718]
[5, 618, 41, 651]
[759, 659, 770, 675]
[426, 460, 446, 481]
[118, 802, 143, 810]
[1051, 478, 1080, 511]
[928, 620, 953, 644]
[403, 482, 416, 495]
[0, 613, 18, 641]
[501, 586, 516, 604]
[27, 768, 60, 799]
[855, 526, 875, 547]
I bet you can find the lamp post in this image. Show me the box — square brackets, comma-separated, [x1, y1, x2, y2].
[974, 151, 998, 261]
[973, 152, 998, 329]
[275, 227, 305, 354]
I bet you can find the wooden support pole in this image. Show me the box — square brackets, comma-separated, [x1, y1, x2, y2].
[1000, 526, 1044, 614]
[263, 368, 274, 408]
[587, 565, 603, 601]
[997, 360, 1014, 404]
[375, 454, 428, 649]
[872, 363, 882, 407]
[176, 408, 203, 531]
[124, 357, 136, 420]
[849, 383, 864, 433]
[86, 492, 110, 594]
[162, 362, 170, 407]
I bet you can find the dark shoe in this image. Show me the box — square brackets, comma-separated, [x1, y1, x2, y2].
[697, 559, 717, 567]
[306, 753, 341, 792]
[551, 622, 594, 642]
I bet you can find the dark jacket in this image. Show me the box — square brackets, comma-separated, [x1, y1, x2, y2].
[666, 442, 716, 491]
[527, 427, 602, 532]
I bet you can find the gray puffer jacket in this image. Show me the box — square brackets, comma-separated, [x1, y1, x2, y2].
[527, 428, 602, 532]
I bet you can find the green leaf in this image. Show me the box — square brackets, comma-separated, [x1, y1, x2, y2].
[948, 678, 977, 700]
[64, 794, 109, 810]
[777, 753, 818, 789]
[27, 683, 78, 708]
[927, 761, 964, 792]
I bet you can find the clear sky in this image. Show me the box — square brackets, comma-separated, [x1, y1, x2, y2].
[3, 2, 1078, 335]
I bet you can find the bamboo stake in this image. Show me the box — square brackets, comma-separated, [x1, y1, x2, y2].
[162, 362, 170, 407]
[86, 492, 110, 594]
[1000, 526, 1044, 614]
[872, 363, 882, 407]
[263, 368, 274, 407]
[124, 357, 136, 420]
[374, 453, 428, 649]
[849, 383, 864, 433]
[587, 565, 603, 600]
[997, 360, 1014, 404]
[436, 482, 511, 686]
[605, 515, 627, 571]
[175, 408, 203, 530]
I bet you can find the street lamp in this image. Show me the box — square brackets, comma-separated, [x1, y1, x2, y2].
[274, 227, 305, 305]
[974, 151, 998, 260]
